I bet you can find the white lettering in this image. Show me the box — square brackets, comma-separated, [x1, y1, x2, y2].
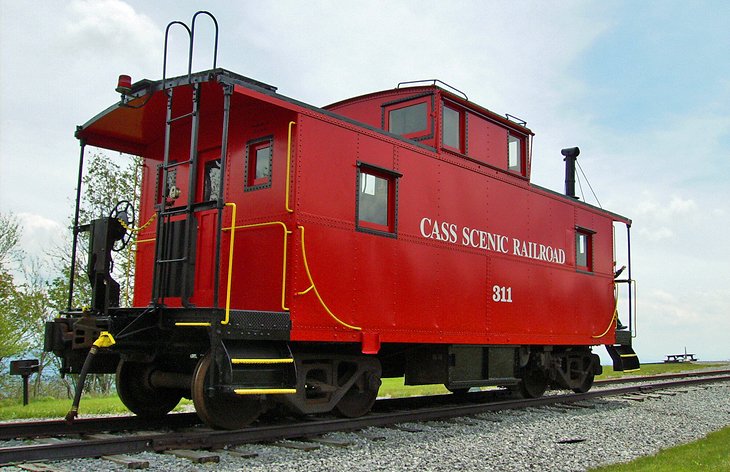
[420, 216, 566, 265]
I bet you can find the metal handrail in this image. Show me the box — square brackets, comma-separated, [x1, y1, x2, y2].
[162, 21, 191, 89]
[286, 121, 296, 213]
[397, 79, 468, 101]
[189, 11, 219, 79]
[162, 11, 219, 88]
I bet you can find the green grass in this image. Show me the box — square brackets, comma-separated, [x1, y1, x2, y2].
[596, 362, 727, 380]
[0, 396, 192, 421]
[378, 377, 450, 398]
[590, 426, 730, 471]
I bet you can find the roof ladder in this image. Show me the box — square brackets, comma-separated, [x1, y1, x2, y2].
[151, 12, 218, 307]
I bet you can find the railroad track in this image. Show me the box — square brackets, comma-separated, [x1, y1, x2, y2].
[2, 369, 729, 467]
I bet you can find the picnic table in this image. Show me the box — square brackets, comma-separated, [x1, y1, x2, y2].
[664, 353, 697, 363]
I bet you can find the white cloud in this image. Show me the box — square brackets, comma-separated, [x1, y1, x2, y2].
[15, 212, 65, 260]
[63, 0, 160, 69]
[635, 194, 697, 220]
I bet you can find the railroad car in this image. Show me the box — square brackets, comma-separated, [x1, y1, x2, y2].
[45, 12, 639, 429]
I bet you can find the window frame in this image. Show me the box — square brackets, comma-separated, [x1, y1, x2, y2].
[382, 94, 434, 142]
[245, 135, 274, 191]
[441, 101, 465, 153]
[202, 158, 222, 202]
[355, 162, 402, 238]
[575, 227, 595, 272]
[507, 132, 525, 175]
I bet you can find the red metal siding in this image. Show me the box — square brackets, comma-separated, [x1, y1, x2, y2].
[119, 80, 621, 349]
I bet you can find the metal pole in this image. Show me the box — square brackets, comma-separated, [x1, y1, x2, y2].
[67, 137, 86, 311]
[213, 83, 233, 308]
[561, 147, 580, 199]
[626, 224, 633, 334]
[22, 375, 29, 406]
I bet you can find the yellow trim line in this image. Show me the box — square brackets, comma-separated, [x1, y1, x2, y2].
[175, 322, 212, 327]
[221, 202, 237, 325]
[297, 225, 361, 331]
[592, 289, 619, 339]
[232, 358, 294, 365]
[234, 388, 296, 395]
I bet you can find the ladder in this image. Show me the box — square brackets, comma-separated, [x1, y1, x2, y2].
[151, 11, 220, 306]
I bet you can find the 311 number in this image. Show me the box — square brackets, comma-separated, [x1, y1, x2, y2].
[492, 285, 513, 303]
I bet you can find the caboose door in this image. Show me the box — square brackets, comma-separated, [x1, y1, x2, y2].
[190, 148, 222, 307]
[152, 146, 222, 308]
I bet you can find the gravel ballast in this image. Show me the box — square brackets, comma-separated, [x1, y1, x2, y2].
[5, 381, 730, 471]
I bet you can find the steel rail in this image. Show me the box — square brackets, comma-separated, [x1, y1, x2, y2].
[3, 368, 723, 441]
[2, 374, 728, 466]
[593, 368, 730, 386]
[0, 412, 200, 441]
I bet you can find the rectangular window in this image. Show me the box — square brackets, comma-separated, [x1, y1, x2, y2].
[203, 159, 221, 201]
[245, 135, 273, 191]
[508, 134, 522, 173]
[356, 163, 401, 236]
[576, 229, 593, 271]
[156, 166, 178, 205]
[389, 102, 427, 135]
[442, 105, 462, 151]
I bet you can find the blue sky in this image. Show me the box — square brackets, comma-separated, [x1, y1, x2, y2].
[1, 1, 729, 363]
[579, 2, 730, 129]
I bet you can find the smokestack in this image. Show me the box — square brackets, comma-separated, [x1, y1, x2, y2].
[561, 147, 580, 199]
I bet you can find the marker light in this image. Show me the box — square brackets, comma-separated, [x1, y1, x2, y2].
[116, 74, 132, 95]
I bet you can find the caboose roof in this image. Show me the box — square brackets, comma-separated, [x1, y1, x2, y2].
[75, 69, 630, 225]
[75, 68, 439, 156]
[325, 83, 534, 137]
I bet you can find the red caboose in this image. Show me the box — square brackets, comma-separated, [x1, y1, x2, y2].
[45, 12, 637, 429]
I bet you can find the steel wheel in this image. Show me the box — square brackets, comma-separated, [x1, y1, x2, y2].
[116, 361, 183, 418]
[518, 369, 548, 398]
[335, 369, 381, 418]
[191, 354, 264, 430]
[572, 372, 595, 393]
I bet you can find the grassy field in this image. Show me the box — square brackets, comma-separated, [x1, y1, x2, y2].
[0, 395, 192, 421]
[589, 426, 730, 471]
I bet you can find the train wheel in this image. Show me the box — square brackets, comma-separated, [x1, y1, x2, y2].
[116, 361, 183, 418]
[447, 387, 471, 396]
[191, 354, 264, 430]
[335, 369, 381, 418]
[572, 372, 595, 393]
[518, 369, 548, 398]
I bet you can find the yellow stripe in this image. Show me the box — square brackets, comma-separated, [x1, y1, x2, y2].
[175, 322, 212, 327]
[233, 388, 296, 395]
[297, 225, 361, 331]
[231, 358, 294, 365]
[622, 368, 641, 373]
[222, 202, 237, 325]
[619, 353, 638, 358]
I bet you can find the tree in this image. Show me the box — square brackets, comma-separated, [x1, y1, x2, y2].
[1, 152, 142, 400]
[0, 213, 57, 399]
[45, 151, 142, 397]
[56, 151, 142, 310]
[0, 212, 30, 362]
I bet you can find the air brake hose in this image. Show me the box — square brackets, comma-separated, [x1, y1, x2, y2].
[64, 331, 116, 423]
